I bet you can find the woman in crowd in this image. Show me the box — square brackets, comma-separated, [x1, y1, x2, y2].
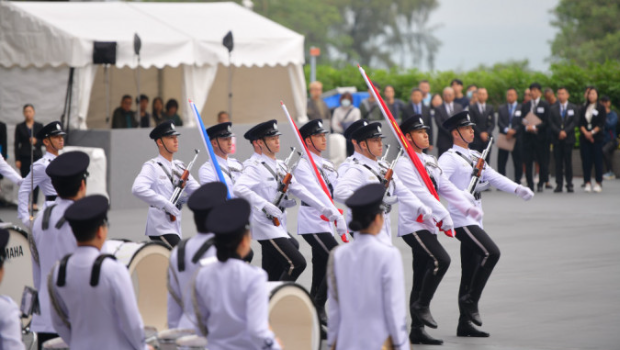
[151, 97, 165, 126]
[579, 87, 607, 193]
[431, 93, 443, 109]
[164, 99, 183, 126]
[331, 92, 361, 134]
[14, 104, 43, 210]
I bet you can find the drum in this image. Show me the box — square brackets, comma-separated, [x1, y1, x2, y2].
[102, 239, 171, 331]
[157, 328, 196, 350]
[176, 335, 207, 350]
[0, 224, 33, 305]
[42, 337, 69, 349]
[267, 282, 320, 350]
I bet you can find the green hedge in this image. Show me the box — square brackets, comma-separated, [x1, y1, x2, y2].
[305, 61, 620, 109]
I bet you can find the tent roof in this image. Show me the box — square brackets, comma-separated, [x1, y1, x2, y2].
[0, 1, 304, 69]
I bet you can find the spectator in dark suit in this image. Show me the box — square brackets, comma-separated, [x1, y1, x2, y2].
[468, 88, 495, 158]
[601, 96, 618, 180]
[523, 88, 532, 105]
[384, 85, 405, 121]
[307, 81, 331, 121]
[139, 95, 152, 128]
[112, 95, 137, 129]
[14, 104, 43, 208]
[544, 88, 558, 107]
[452, 79, 469, 109]
[497, 88, 523, 182]
[521, 83, 550, 192]
[403, 88, 434, 153]
[434, 87, 463, 157]
[579, 88, 607, 193]
[548, 87, 578, 193]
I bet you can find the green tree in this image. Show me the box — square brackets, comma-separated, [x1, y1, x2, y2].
[550, 0, 620, 64]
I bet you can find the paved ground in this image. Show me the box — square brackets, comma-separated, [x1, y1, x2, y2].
[1, 178, 618, 349]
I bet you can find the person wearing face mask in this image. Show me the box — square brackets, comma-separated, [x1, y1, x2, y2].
[331, 92, 361, 134]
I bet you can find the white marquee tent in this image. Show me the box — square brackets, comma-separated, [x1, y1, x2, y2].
[0, 1, 307, 131]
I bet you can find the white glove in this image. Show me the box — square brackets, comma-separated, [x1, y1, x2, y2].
[382, 194, 398, 206]
[462, 190, 476, 204]
[439, 215, 454, 232]
[515, 185, 534, 201]
[417, 205, 433, 222]
[475, 180, 490, 192]
[263, 202, 284, 219]
[163, 201, 181, 217]
[465, 206, 484, 221]
[279, 198, 297, 209]
[334, 215, 347, 235]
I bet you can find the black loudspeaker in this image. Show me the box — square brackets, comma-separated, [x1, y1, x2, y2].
[93, 41, 117, 64]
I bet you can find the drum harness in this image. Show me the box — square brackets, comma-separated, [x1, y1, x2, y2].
[167, 237, 215, 309]
[47, 253, 117, 329]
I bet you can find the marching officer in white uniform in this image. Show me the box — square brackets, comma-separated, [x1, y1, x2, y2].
[395, 115, 483, 345]
[438, 111, 534, 337]
[242, 124, 264, 168]
[294, 119, 347, 324]
[167, 182, 227, 329]
[333, 122, 431, 245]
[30, 151, 89, 348]
[17, 121, 66, 227]
[48, 195, 152, 350]
[0, 229, 25, 350]
[192, 198, 282, 350]
[327, 184, 410, 350]
[132, 121, 200, 247]
[233, 120, 344, 282]
[198, 122, 244, 191]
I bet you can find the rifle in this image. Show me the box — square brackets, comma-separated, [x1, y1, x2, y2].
[264, 147, 302, 227]
[380, 144, 391, 164]
[382, 147, 404, 189]
[168, 149, 199, 222]
[28, 127, 39, 265]
[467, 137, 493, 195]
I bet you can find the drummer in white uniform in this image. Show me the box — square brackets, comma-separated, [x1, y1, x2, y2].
[167, 182, 228, 329]
[233, 120, 344, 282]
[132, 121, 200, 248]
[30, 151, 88, 349]
[0, 154, 22, 186]
[198, 122, 244, 190]
[294, 119, 347, 324]
[395, 115, 483, 345]
[327, 184, 410, 350]
[17, 121, 65, 228]
[438, 111, 534, 337]
[333, 122, 431, 245]
[48, 195, 152, 350]
[192, 198, 282, 350]
[0, 228, 25, 350]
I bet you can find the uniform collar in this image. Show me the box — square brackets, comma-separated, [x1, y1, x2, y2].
[351, 151, 363, 160]
[355, 232, 380, 244]
[358, 153, 379, 169]
[452, 144, 470, 155]
[157, 154, 174, 166]
[44, 152, 56, 160]
[215, 154, 229, 168]
[55, 197, 76, 206]
[75, 245, 101, 256]
[260, 153, 278, 168]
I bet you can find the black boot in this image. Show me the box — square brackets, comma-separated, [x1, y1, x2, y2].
[458, 295, 482, 326]
[411, 300, 438, 329]
[457, 316, 490, 337]
[410, 326, 443, 345]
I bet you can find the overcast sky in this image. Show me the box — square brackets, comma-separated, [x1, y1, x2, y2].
[424, 0, 559, 72]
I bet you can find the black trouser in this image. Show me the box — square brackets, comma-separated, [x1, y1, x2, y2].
[497, 144, 523, 183]
[37, 332, 59, 350]
[602, 139, 617, 173]
[455, 226, 500, 316]
[259, 234, 306, 282]
[580, 139, 604, 183]
[553, 141, 574, 188]
[523, 138, 549, 189]
[301, 233, 339, 308]
[402, 231, 451, 326]
[149, 234, 181, 248]
[19, 156, 40, 205]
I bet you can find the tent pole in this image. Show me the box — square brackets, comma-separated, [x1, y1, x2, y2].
[228, 52, 233, 122]
[136, 56, 141, 127]
[60, 67, 75, 144]
[105, 65, 111, 126]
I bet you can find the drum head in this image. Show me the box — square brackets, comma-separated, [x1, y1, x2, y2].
[268, 282, 320, 350]
[0, 225, 33, 309]
[42, 337, 69, 349]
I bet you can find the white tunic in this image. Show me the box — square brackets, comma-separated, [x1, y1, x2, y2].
[132, 154, 200, 237]
[192, 258, 281, 350]
[438, 144, 519, 228]
[327, 233, 409, 350]
[30, 197, 77, 334]
[294, 153, 338, 235]
[0, 295, 25, 350]
[17, 152, 57, 227]
[198, 155, 243, 195]
[395, 152, 474, 236]
[333, 154, 427, 245]
[48, 246, 148, 350]
[232, 154, 327, 241]
[0, 155, 22, 186]
[167, 233, 216, 329]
